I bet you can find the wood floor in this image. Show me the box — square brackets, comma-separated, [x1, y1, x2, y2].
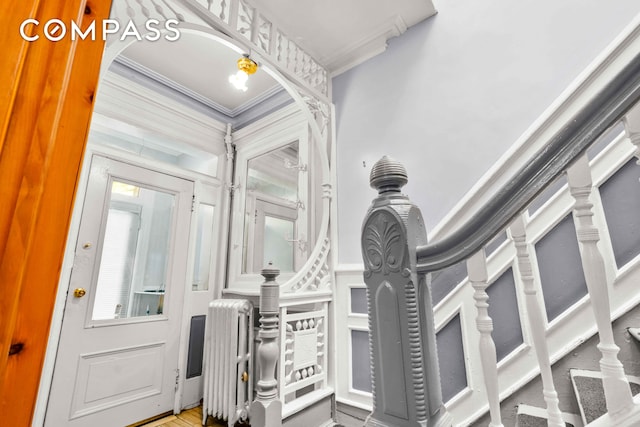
[134, 406, 224, 427]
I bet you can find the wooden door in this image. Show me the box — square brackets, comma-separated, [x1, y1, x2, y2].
[0, 1, 113, 423]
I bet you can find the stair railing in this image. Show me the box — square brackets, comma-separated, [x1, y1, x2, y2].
[362, 45, 640, 427]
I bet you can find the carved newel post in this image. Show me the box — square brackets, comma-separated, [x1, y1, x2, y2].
[251, 263, 282, 427]
[361, 156, 452, 427]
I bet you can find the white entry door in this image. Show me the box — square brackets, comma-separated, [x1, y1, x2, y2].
[45, 155, 193, 427]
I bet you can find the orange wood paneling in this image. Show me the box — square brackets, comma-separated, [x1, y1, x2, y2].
[0, 2, 39, 154]
[0, 0, 112, 423]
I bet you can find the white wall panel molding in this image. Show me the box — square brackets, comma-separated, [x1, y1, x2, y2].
[95, 71, 228, 155]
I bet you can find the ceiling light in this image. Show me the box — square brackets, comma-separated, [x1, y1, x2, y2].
[229, 55, 258, 92]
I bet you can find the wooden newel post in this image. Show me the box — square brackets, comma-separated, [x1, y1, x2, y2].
[361, 156, 452, 427]
[251, 263, 282, 427]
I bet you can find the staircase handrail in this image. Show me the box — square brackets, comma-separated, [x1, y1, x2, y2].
[415, 52, 640, 274]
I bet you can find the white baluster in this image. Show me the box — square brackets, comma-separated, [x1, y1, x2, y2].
[229, 0, 239, 33]
[251, 264, 282, 427]
[623, 103, 640, 162]
[135, 0, 151, 18]
[567, 154, 634, 418]
[510, 215, 564, 427]
[467, 250, 503, 427]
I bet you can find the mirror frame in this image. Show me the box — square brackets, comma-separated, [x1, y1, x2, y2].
[228, 106, 310, 289]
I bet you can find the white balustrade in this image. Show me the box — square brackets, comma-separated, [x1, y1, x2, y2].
[118, 0, 185, 28]
[510, 215, 564, 427]
[110, 0, 329, 97]
[192, 0, 329, 96]
[466, 250, 503, 427]
[566, 154, 635, 418]
[278, 302, 329, 410]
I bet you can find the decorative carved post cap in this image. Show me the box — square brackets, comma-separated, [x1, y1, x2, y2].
[261, 262, 280, 282]
[370, 156, 408, 194]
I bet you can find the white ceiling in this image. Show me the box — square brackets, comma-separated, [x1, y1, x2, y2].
[247, 0, 437, 75]
[111, 0, 436, 124]
[119, 32, 283, 115]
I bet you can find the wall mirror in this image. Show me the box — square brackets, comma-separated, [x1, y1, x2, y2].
[242, 141, 306, 274]
[91, 1, 331, 295]
[228, 106, 320, 290]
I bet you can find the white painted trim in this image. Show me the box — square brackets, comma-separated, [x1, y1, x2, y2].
[334, 268, 372, 409]
[282, 387, 334, 419]
[94, 72, 228, 155]
[326, 14, 410, 77]
[328, 103, 340, 404]
[32, 147, 94, 427]
[226, 108, 310, 290]
[335, 396, 372, 412]
[335, 263, 366, 273]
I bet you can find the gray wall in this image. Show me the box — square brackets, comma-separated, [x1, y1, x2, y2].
[333, 0, 640, 264]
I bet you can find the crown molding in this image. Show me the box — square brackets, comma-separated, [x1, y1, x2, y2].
[114, 55, 285, 117]
[325, 14, 416, 77]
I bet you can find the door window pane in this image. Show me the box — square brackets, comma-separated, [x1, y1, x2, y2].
[263, 216, 294, 272]
[92, 181, 175, 320]
[192, 204, 215, 291]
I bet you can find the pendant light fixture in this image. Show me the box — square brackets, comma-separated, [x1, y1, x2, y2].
[229, 54, 258, 92]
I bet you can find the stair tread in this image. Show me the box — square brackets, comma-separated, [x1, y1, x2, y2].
[571, 372, 640, 424]
[516, 404, 583, 427]
[517, 413, 576, 427]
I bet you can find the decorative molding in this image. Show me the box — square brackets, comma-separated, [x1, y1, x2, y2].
[176, 0, 330, 98]
[92, 74, 231, 164]
[114, 54, 286, 118]
[110, 55, 294, 130]
[231, 102, 306, 146]
[327, 15, 409, 77]
[362, 211, 407, 277]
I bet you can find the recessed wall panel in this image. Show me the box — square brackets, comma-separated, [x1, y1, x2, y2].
[600, 158, 640, 269]
[436, 314, 467, 402]
[431, 261, 468, 305]
[487, 268, 523, 361]
[350, 330, 372, 393]
[350, 287, 368, 314]
[535, 214, 588, 322]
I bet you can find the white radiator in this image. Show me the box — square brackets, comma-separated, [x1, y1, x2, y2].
[202, 299, 253, 426]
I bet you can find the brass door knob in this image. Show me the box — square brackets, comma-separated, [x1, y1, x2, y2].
[73, 288, 86, 298]
[241, 371, 249, 382]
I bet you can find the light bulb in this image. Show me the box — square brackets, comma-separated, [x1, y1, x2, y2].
[229, 70, 249, 92]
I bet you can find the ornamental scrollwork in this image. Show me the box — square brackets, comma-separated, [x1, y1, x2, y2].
[362, 211, 406, 276]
